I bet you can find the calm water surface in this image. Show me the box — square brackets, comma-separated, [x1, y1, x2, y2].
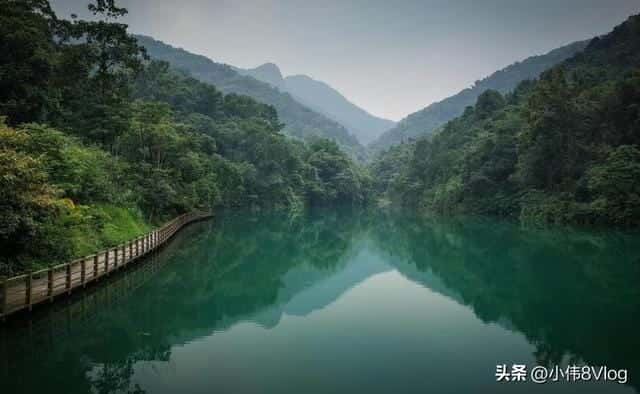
[1, 208, 640, 393]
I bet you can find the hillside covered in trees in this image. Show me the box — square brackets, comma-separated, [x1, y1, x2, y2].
[0, 0, 369, 275]
[369, 40, 589, 153]
[2, 0, 639, 278]
[371, 14, 640, 226]
[135, 35, 367, 160]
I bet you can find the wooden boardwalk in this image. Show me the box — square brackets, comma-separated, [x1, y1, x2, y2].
[0, 211, 212, 320]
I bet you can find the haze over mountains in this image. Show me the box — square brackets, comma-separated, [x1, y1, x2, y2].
[135, 35, 367, 159]
[236, 63, 396, 145]
[136, 35, 396, 152]
[138, 34, 599, 160]
[369, 39, 590, 153]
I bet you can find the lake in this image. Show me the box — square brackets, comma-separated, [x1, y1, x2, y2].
[1, 208, 639, 393]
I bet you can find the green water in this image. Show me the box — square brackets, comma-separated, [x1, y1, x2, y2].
[1, 208, 640, 393]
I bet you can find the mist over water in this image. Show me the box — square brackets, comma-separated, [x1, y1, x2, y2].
[1, 208, 639, 393]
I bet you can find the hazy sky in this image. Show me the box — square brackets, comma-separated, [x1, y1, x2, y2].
[51, 0, 638, 121]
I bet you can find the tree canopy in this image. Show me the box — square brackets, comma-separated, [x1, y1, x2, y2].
[0, 0, 368, 275]
[370, 14, 640, 227]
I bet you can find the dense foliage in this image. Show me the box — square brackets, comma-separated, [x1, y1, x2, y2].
[371, 14, 640, 226]
[369, 40, 588, 153]
[0, 0, 368, 274]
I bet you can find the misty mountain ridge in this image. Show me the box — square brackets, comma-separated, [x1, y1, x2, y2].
[369, 39, 590, 153]
[236, 63, 396, 145]
[135, 35, 366, 159]
[137, 34, 586, 157]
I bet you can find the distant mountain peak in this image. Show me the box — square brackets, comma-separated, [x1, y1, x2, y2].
[136, 35, 365, 159]
[238, 64, 395, 144]
[253, 62, 281, 74]
[247, 62, 284, 88]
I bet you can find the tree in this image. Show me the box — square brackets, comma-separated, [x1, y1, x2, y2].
[0, 0, 57, 124]
[475, 90, 505, 119]
[517, 67, 575, 191]
[587, 145, 640, 225]
[0, 120, 75, 274]
[53, 0, 146, 147]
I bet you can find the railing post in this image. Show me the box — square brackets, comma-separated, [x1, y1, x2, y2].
[26, 272, 33, 311]
[129, 241, 133, 262]
[114, 248, 118, 270]
[104, 250, 109, 274]
[1, 278, 7, 320]
[65, 264, 72, 295]
[81, 259, 86, 287]
[94, 254, 99, 278]
[47, 267, 54, 302]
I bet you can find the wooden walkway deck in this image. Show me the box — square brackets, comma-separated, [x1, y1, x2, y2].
[0, 211, 212, 320]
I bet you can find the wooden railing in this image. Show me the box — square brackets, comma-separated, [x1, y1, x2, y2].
[0, 211, 212, 321]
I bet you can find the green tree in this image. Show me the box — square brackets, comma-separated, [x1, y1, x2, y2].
[475, 89, 505, 119]
[53, 0, 146, 147]
[0, 0, 57, 124]
[587, 145, 640, 225]
[0, 121, 77, 274]
[517, 67, 575, 191]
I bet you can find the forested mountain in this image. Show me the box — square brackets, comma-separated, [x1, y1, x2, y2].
[238, 63, 396, 145]
[371, 14, 640, 226]
[369, 40, 589, 153]
[135, 36, 366, 159]
[0, 1, 369, 275]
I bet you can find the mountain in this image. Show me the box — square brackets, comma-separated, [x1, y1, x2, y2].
[369, 39, 590, 153]
[284, 74, 396, 145]
[243, 62, 286, 89]
[371, 13, 640, 226]
[237, 63, 396, 145]
[135, 35, 366, 159]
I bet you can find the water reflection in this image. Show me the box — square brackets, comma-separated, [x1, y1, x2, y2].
[1, 208, 639, 393]
[372, 213, 640, 377]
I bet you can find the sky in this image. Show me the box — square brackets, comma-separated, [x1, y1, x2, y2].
[51, 0, 639, 121]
